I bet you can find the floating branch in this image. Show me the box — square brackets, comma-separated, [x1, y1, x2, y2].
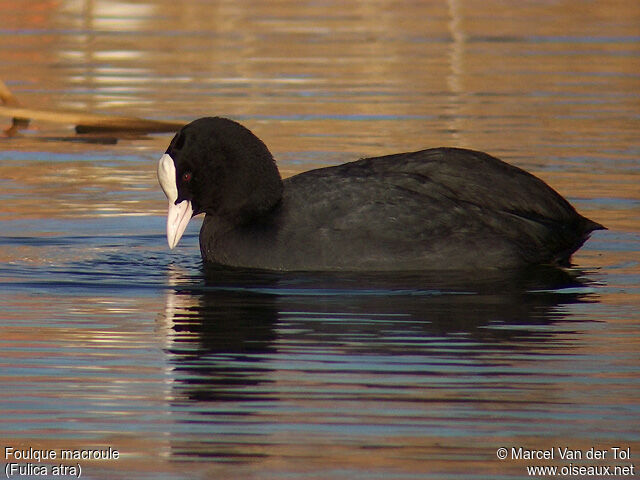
[0, 79, 184, 134]
[0, 105, 185, 133]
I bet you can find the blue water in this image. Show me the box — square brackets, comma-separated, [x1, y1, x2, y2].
[1, 205, 637, 479]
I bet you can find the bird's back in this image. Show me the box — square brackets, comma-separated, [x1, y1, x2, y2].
[201, 148, 603, 270]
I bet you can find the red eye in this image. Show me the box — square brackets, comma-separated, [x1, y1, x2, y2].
[182, 172, 192, 182]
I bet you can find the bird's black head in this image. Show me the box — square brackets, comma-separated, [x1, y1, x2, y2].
[158, 117, 283, 248]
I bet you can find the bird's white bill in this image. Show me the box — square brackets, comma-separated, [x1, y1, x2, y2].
[166, 199, 193, 249]
[158, 153, 192, 249]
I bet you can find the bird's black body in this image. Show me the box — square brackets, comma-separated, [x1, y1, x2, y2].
[161, 117, 604, 271]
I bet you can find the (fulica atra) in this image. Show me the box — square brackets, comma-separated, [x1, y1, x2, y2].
[157, 117, 604, 271]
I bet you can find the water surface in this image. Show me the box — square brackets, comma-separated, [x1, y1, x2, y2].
[1, 1, 639, 479]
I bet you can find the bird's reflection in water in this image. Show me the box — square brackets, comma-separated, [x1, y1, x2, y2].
[157, 264, 599, 461]
[158, 266, 278, 403]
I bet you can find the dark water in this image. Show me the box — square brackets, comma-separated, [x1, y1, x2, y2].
[1, 1, 639, 479]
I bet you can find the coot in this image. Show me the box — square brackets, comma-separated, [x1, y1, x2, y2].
[157, 117, 604, 271]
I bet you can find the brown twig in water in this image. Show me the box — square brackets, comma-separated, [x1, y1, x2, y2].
[0, 79, 30, 134]
[0, 79, 184, 134]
